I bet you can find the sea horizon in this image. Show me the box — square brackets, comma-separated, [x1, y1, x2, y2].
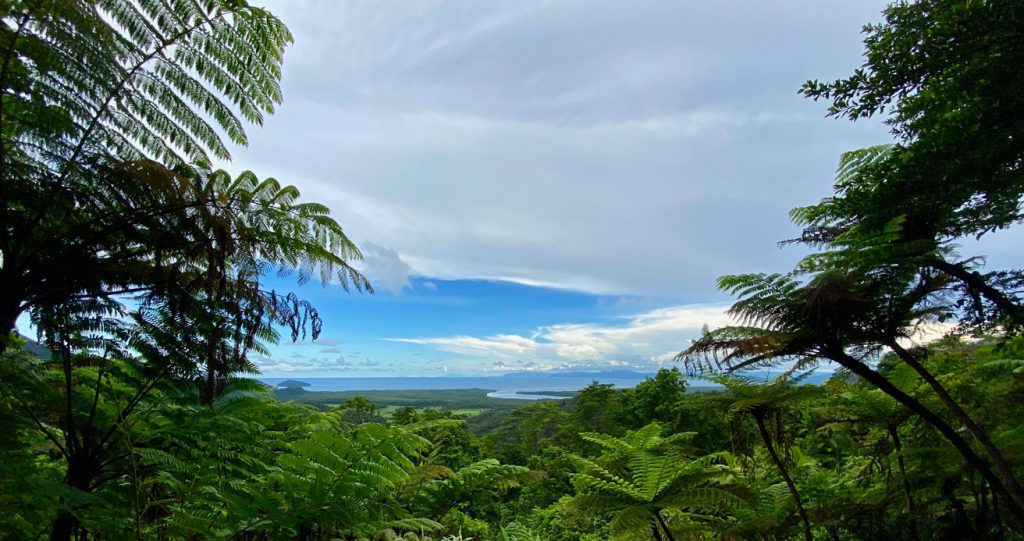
[256, 370, 833, 399]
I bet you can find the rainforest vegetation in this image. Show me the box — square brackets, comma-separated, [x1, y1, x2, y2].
[2, 0, 1023, 539]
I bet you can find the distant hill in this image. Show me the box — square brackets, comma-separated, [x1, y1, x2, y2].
[500, 368, 836, 385]
[18, 335, 52, 360]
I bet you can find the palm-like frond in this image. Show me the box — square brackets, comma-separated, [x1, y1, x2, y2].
[569, 422, 744, 538]
[3, 0, 291, 178]
[677, 267, 954, 376]
[499, 522, 545, 541]
[414, 458, 537, 520]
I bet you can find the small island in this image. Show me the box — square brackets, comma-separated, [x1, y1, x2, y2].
[275, 380, 311, 391]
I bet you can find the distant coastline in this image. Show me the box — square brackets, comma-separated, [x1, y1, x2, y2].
[258, 372, 651, 396]
[258, 369, 834, 397]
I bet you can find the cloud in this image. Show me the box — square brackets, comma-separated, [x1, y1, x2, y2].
[320, 346, 342, 353]
[255, 353, 355, 374]
[359, 242, 412, 293]
[286, 337, 345, 347]
[898, 321, 958, 348]
[229, 0, 893, 297]
[391, 333, 540, 358]
[389, 303, 732, 369]
[599, 297, 656, 309]
[650, 351, 679, 365]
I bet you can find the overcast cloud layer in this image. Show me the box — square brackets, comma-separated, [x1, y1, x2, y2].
[231, 0, 895, 298]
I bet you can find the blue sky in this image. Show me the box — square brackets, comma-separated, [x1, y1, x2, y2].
[218, 0, 1024, 377]
[257, 273, 732, 377]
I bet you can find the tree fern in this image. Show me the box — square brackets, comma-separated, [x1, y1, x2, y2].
[412, 457, 538, 530]
[1, 2, 369, 363]
[568, 422, 744, 541]
[2, 0, 291, 174]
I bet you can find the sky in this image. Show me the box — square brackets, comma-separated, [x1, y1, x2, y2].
[212, 0, 1022, 377]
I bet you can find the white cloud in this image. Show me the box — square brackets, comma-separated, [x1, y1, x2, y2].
[255, 353, 356, 374]
[386, 303, 968, 374]
[651, 350, 680, 365]
[388, 303, 732, 368]
[391, 333, 539, 358]
[898, 320, 958, 348]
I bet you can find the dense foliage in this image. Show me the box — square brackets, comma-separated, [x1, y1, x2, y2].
[3, 0, 1023, 539]
[4, 348, 1024, 539]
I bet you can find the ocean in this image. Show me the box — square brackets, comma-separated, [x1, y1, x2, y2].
[257, 370, 832, 400]
[257, 375, 650, 400]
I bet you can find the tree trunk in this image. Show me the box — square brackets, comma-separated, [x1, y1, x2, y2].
[754, 412, 813, 541]
[650, 521, 664, 541]
[49, 513, 77, 541]
[888, 341, 1024, 514]
[202, 365, 216, 405]
[978, 477, 989, 535]
[888, 423, 917, 539]
[833, 350, 1024, 530]
[655, 511, 676, 541]
[50, 460, 94, 541]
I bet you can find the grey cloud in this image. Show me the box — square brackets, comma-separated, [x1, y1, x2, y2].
[359, 242, 412, 293]
[313, 355, 353, 371]
[232, 0, 894, 297]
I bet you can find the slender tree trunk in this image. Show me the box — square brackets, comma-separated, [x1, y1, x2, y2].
[650, 521, 664, 541]
[979, 477, 989, 535]
[888, 423, 917, 539]
[49, 513, 77, 541]
[995, 491, 1003, 531]
[833, 350, 1024, 530]
[888, 341, 1024, 514]
[202, 314, 221, 405]
[203, 366, 216, 405]
[754, 412, 813, 541]
[50, 460, 94, 541]
[655, 511, 676, 541]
